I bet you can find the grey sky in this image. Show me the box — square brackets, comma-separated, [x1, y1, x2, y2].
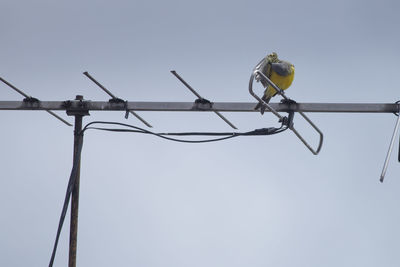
[1, 0, 400, 266]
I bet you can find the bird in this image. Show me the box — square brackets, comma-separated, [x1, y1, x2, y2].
[254, 52, 295, 114]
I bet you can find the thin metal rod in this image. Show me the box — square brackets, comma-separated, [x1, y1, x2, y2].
[46, 110, 73, 126]
[0, 77, 29, 98]
[213, 110, 237, 129]
[125, 110, 152, 128]
[398, 130, 400, 162]
[380, 114, 400, 182]
[171, 70, 237, 129]
[0, 101, 399, 113]
[170, 70, 202, 99]
[0, 77, 72, 126]
[83, 72, 152, 128]
[83, 72, 116, 99]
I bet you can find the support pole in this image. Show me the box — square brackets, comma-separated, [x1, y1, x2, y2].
[69, 114, 82, 267]
[66, 95, 89, 267]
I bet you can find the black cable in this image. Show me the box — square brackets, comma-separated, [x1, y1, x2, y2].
[81, 121, 289, 144]
[85, 126, 237, 143]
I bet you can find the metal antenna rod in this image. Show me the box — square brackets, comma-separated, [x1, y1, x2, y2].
[170, 70, 237, 129]
[0, 77, 72, 126]
[83, 72, 152, 128]
[380, 114, 400, 182]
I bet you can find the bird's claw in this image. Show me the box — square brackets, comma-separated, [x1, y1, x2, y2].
[260, 104, 266, 115]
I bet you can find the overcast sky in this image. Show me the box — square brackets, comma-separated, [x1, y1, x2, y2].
[1, 0, 400, 266]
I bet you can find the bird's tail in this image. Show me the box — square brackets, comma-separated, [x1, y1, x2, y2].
[254, 95, 272, 115]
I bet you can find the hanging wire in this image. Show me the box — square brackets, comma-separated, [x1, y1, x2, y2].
[81, 120, 290, 143]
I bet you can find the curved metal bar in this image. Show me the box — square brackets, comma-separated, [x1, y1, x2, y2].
[249, 62, 324, 155]
[297, 112, 324, 155]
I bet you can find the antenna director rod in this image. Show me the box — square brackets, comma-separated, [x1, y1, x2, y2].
[170, 71, 202, 99]
[83, 72, 152, 128]
[0, 77, 30, 98]
[83, 72, 116, 99]
[0, 78, 72, 126]
[170, 70, 238, 129]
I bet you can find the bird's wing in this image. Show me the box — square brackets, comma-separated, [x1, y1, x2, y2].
[254, 57, 272, 88]
[260, 63, 272, 88]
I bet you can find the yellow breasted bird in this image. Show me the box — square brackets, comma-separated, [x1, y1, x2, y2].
[254, 52, 295, 114]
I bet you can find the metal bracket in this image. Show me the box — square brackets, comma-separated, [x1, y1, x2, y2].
[193, 98, 213, 111]
[249, 60, 323, 155]
[64, 96, 90, 116]
[23, 96, 39, 103]
[109, 97, 125, 104]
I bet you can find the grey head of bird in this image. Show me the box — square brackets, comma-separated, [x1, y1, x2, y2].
[267, 52, 279, 63]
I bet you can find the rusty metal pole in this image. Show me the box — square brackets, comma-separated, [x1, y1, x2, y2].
[67, 95, 89, 267]
[69, 114, 82, 267]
